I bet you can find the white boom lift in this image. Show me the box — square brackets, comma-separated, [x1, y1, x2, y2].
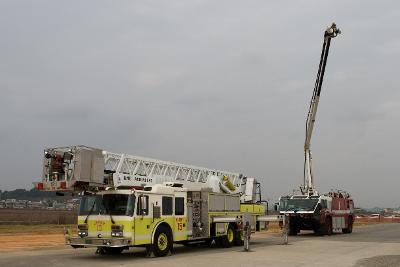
[278, 23, 354, 237]
[302, 23, 341, 196]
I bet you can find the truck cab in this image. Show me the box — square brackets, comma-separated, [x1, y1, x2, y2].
[278, 195, 324, 235]
[68, 185, 188, 256]
[67, 184, 264, 256]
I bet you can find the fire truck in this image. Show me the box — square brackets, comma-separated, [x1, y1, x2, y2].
[279, 192, 354, 235]
[36, 145, 283, 256]
[278, 23, 355, 235]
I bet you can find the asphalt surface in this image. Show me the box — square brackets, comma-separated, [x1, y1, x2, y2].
[1, 223, 400, 267]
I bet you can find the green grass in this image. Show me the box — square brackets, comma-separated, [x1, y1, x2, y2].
[354, 221, 390, 227]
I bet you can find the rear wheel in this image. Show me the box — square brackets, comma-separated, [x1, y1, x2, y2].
[234, 229, 244, 246]
[219, 224, 235, 248]
[326, 218, 333, 236]
[342, 217, 353, 234]
[153, 226, 172, 257]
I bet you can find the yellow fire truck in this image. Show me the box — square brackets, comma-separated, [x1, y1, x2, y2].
[36, 146, 281, 256]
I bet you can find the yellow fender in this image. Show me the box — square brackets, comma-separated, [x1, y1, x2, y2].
[151, 221, 173, 244]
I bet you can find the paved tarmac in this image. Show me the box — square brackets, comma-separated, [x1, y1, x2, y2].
[1, 223, 400, 267]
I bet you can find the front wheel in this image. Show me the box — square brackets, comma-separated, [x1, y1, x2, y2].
[288, 224, 298, 236]
[315, 218, 332, 236]
[153, 226, 172, 257]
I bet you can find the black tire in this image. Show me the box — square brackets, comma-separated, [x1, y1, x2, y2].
[326, 217, 333, 236]
[342, 217, 353, 234]
[153, 225, 173, 257]
[315, 217, 333, 236]
[234, 229, 244, 246]
[314, 224, 325, 236]
[215, 236, 223, 247]
[313, 227, 321, 235]
[288, 224, 298, 236]
[219, 224, 235, 248]
[315, 222, 327, 236]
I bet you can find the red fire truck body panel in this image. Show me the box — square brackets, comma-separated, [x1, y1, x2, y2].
[326, 193, 354, 231]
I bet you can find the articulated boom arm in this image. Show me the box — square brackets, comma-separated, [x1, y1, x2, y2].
[303, 23, 340, 196]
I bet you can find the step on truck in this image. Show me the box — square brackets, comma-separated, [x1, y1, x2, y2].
[35, 145, 285, 256]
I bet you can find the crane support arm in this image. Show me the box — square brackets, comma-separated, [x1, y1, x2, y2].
[303, 23, 340, 195]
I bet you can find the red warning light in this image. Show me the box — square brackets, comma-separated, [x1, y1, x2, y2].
[37, 183, 44, 190]
[60, 181, 67, 189]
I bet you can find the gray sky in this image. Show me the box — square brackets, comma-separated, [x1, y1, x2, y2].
[0, 1, 399, 208]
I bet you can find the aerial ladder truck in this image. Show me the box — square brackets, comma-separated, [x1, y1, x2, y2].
[278, 23, 355, 235]
[35, 145, 284, 256]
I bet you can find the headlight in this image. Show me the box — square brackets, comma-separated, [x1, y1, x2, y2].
[78, 224, 88, 237]
[111, 224, 124, 238]
[78, 231, 88, 237]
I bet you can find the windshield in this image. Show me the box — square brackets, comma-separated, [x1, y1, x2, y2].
[79, 194, 135, 216]
[279, 198, 319, 212]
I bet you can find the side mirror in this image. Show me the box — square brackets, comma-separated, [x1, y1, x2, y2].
[139, 195, 148, 215]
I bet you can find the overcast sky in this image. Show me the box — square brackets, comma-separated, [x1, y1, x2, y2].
[0, 1, 399, 208]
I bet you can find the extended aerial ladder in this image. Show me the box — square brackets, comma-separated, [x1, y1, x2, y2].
[302, 23, 341, 196]
[36, 145, 260, 203]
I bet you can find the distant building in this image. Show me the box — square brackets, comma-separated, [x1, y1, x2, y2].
[5, 199, 16, 208]
[0, 197, 80, 210]
[14, 200, 28, 209]
[27, 201, 46, 209]
[66, 198, 80, 210]
[384, 208, 394, 214]
[52, 201, 67, 210]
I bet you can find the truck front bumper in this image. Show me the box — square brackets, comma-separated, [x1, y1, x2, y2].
[66, 236, 132, 247]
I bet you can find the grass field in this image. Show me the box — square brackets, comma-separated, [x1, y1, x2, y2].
[0, 224, 75, 235]
[354, 220, 393, 226]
